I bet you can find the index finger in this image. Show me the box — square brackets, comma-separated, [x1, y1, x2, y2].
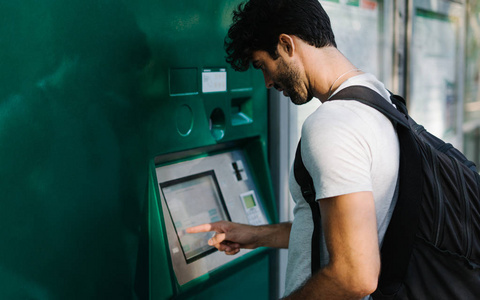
[186, 223, 214, 234]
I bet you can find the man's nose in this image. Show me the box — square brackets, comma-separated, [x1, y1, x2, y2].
[262, 71, 274, 89]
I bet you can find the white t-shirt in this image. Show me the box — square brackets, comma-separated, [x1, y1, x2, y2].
[284, 73, 400, 298]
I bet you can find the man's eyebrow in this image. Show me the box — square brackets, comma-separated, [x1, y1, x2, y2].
[252, 60, 261, 69]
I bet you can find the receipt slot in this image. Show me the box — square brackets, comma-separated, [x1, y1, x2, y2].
[143, 1, 278, 299]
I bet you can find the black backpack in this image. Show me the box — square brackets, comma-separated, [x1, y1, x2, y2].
[293, 86, 480, 299]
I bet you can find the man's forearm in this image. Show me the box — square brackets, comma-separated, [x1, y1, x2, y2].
[282, 268, 349, 300]
[256, 222, 292, 249]
[282, 264, 376, 300]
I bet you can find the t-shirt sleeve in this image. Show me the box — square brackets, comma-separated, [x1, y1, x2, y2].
[301, 103, 374, 200]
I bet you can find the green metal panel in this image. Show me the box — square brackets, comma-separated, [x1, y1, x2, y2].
[174, 253, 271, 300]
[142, 0, 276, 298]
[129, 0, 268, 155]
[0, 0, 275, 299]
[0, 1, 152, 299]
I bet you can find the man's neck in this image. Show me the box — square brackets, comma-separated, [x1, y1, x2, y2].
[301, 46, 361, 102]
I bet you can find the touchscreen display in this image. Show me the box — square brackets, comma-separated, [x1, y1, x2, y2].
[160, 170, 230, 263]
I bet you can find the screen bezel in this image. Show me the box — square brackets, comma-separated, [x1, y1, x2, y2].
[160, 170, 231, 264]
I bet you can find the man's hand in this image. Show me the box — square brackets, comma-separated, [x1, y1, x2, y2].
[186, 221, 261, 255]
[187, 221, 292, 255]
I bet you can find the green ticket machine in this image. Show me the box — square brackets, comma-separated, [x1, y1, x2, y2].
[145, 1, 278, 299]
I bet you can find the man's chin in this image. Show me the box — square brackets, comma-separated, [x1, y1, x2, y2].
[290, 95, 313, 106]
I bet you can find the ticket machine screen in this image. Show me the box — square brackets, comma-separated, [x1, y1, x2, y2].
[160, 170, 230, 263]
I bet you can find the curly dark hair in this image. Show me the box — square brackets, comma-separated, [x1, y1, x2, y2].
[225, 0, 337, 71]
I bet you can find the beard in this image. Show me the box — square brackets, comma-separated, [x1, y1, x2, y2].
[275, 58, 313, 105]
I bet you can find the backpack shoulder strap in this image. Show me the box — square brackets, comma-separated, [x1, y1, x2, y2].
[293, 139, 322, 275]
[329, 85, 425, 295]
[329, 85, 410, 129]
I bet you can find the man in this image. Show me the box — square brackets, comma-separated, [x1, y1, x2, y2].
[188, 0, 399, 299]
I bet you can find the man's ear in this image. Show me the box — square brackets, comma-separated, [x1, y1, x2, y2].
[278, 34, 295, 57]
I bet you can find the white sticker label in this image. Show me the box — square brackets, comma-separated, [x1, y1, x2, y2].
[202, 70, 227, 93]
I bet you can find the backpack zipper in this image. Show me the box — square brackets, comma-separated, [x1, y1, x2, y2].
[450, 156, 471, 256]
[428, 144, 444, 246]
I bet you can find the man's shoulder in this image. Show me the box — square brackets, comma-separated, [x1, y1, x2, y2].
[303, 100, 376, 135]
